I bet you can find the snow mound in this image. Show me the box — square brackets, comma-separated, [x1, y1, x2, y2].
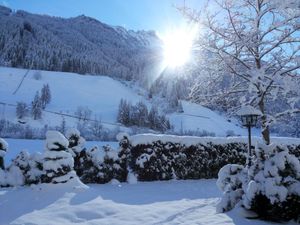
[45, 131, 69, 151]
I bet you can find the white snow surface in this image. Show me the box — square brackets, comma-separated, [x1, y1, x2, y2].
[43, 151, 74, 172]
[129, 133, 300, 147]
[1, 179, 295, 225]
[45, 131, 69, 151]
[0, 66, 252, 136]
[236, 106, 262, 116]
[0, 67, 146, 129]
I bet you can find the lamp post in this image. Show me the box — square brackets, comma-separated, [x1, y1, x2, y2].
[236, 106, 262, 167]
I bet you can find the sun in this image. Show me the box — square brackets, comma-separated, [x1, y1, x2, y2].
[162, 26, 198, 68]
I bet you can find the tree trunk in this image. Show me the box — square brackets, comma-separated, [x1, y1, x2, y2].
[258, 100, 270, 145]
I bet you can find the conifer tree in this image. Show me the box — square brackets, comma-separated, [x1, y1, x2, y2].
[41, 131, 76, 184]
[40, 83, 51, 109]
[31, 91, 42, 120]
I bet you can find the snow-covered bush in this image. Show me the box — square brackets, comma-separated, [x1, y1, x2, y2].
[11, 150, 43, 185]
[118, 133, 132, 181]
[41, 131, 77, 184]
[243, 143, 300, 222]
[0, 138, 24, 187]
[65, 128, 86, 176]
[216, 164, 247, 212]
[16, 101, 29, 119]
[65, 129, 125, 184]
[217, 143, 300, 222]
[32, 71, 42, 80]
[79, 145, 124, 184]
[98, 145, 123, 183]
[121, 134, 300, 189]
[0, 138, 8, 169]
[119, 134, 300, 182]
[66, 128, 86, 153]
[129, 140, 246, 181]
[0, 161, 24, 187]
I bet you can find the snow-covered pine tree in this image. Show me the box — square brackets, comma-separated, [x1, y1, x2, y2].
[98, 144, 123, 183]
[40, 83, 51, 109]
[41, 131, 77, 184]
[131, 101, 148, 127]
[117, 133, 132, 181]
[217, 142, 300, 222]
[243, 143, 300, 222]
[117, 99, 131, 126]
[16, 101, 28, 119]
[167, 85, 180, 111]
[11, 150, 43, 185]
[0, 138, 24, 187]
[58, 117, 66, 134]
[148, 106, 160, 130]
[90, 116, 103, 140]
[65, 128, 86, 177]
[31, 91, 42, 120]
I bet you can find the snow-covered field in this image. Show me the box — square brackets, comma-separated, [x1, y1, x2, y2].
[1, 179, 292, 225]
[0, 67, 251, 136]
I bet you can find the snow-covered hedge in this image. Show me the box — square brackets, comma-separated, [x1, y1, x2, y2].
[64, 129, 125, 184]
[1, 133, 300, 188]
[122, 134, 300, 181]
[217, 143, 300, 222]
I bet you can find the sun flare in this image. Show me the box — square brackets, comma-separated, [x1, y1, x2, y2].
[162, 26, 198, 68]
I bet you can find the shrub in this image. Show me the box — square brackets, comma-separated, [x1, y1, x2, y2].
[121, 135, 249, 181]
[11, 150, 43, 185]
[78, 145, 124, 184]
[216, 164, 247, 212]
[32, 71, 42, 80]
[243, 143, 300, 222]
[16, 102, 29, 119]
[217, 143, 300, 222]
[41, 131, 77, 184]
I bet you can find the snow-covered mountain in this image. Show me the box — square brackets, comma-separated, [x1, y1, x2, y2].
[0, 6, 162, 81]
[0, 67, 250, 139]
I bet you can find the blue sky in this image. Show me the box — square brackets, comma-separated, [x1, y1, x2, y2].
[0, 0, 203, 33]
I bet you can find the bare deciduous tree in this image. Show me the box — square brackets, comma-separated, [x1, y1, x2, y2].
[182, 0, 300, 144]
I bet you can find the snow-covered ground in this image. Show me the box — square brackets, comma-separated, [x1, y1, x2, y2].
[0, 66, 251, 136]
[1, 179, 294, 225]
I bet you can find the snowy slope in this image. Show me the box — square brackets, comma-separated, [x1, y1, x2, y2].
[0, 67, 144, 129]
[169, 101, 252, 136]
[0, 66, 249, 136]
[0, 179, 295, 225]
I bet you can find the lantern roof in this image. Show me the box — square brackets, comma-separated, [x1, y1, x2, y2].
[236, 105, 262, 116]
